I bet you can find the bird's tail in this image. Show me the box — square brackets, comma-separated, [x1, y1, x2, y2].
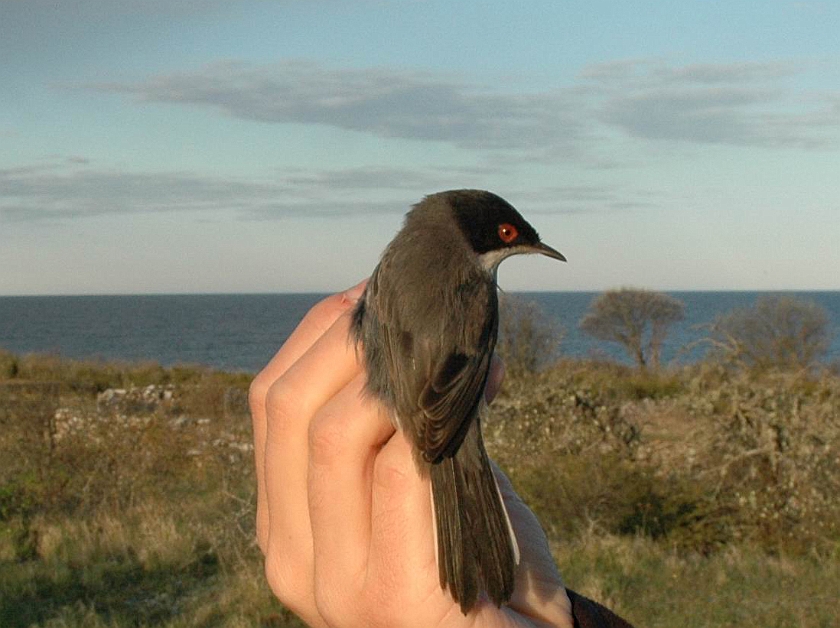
[429, 420, 518, 614]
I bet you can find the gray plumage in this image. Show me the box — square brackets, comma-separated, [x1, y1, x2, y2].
[351, 189, 565, 613]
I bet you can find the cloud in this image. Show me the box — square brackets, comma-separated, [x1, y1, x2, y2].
[581, 59, 839, 149]
[278, 166, 479, 194]
[12, 59, 837, 224]
[87, 58, 839, 154]
[87, 60, 594, 158]
[0, 158, 640, 224]
[510, 184, 665, 215]
[0, 161, 283, 222]
[580, 60, 800, 85]
[0, 159, 503, 223]
[6, 0, 244, 19]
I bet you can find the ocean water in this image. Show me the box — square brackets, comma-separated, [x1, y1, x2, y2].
[523, 291, 840, 366]
[0, 292, 838, 373]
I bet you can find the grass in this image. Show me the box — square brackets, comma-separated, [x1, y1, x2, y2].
[556, 533, 840, 628]
[1, 348, 839, 627]
[0, 501, 299, 628]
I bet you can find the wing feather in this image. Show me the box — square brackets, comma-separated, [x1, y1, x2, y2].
[419, 287, 497, 462]
[362, 264, 499, 463]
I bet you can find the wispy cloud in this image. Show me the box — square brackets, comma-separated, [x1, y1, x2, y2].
[580, 60, 801, 85]
[581, 59, 839, 149]
[0, 158, 644, 223]
[0, 159, 496, 223]
[0, 160, 288, 222]
[6, 0, 245, 20]
[12, 59, 837, 225]
[86, 60, 593, 158]
[511, 184, 666, 214]
[87, 58, 840, 154]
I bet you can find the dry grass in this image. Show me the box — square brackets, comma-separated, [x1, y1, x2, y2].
[487, 360, 840, 556]
[1, 349, 839, 626]
[555, 532, 840, 628]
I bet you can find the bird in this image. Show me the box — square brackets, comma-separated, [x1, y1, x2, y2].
[351, 189, 566, 613]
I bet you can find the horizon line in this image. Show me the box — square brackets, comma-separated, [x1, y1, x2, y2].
[2, 287, 840, 298]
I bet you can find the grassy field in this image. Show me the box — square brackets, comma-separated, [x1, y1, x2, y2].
[1, 348, 838, 627]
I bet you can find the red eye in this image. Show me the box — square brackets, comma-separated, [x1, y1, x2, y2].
[498, 223, 518, 244]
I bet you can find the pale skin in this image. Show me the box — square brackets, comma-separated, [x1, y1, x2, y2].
[249, 281, 574, 628]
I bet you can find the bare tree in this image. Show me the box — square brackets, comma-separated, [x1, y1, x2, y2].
[580, 288, 685, 370]
[707, 295, 831, 371]
[497, 294, 564, 379]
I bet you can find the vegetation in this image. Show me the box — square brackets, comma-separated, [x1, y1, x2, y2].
[705, 295, 832, 372]
[497, 294, 564, 378]
[1, 293, 838, 627]
[580, 289, 685, 370]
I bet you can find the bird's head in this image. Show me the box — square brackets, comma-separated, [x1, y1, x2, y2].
[434, 189, 566, 272]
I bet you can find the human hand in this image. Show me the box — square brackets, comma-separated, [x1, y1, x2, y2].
[249, 281, 574, 628]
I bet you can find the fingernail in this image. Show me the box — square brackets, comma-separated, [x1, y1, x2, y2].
[341, 279, 368, 304]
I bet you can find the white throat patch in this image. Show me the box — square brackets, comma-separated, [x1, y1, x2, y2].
[477, 246, 530, 273]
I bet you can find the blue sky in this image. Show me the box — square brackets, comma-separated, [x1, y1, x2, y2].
[2, 0, 839, 294]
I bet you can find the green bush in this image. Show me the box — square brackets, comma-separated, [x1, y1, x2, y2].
[509, 451, 730, 553]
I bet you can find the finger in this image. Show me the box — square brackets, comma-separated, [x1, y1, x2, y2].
[367, 432, 439, 607]
[262, 311, 365, 623]
[491, 463, 573, 627]
[251, 280, 367, 455]
[307, 374, 395, 618]
[263, 310, 362, 570]
[253, 280, 367, 395]
[252, 280, 367, 549]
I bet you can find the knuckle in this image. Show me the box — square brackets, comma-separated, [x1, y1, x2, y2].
[372, 450, 412, 492]
[248, 371, 272, 416]
[313, 588, 347, 628]
[304, 294, 354, 337]
[264, 551, 309, 610]
[314, 585, 370, 628]
[263, 379, 299, 438]
[308, 410, 348, 466]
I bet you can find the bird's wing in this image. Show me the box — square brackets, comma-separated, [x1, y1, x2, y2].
[418, 288, 498, 463]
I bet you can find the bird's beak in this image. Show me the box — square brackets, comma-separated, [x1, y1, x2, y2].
[533, 242, 567, 262]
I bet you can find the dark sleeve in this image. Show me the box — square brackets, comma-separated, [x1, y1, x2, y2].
[566, 588, 637, 628]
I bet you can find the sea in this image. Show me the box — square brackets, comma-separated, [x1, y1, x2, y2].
[1, 292, 838, 373]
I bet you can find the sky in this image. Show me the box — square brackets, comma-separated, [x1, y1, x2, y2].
[2, 0, 839, 295]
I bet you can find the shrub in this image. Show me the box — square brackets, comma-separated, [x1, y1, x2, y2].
[706, 295, 832, 372]
[580, 289, 685, 370]
[496, 294, 564, 379]
[695, 371, 840, 552]
[0, 350, 19, 378]
[512, 451, 725, 551]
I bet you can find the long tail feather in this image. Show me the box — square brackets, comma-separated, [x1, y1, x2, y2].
[429, 421, 517, 613]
